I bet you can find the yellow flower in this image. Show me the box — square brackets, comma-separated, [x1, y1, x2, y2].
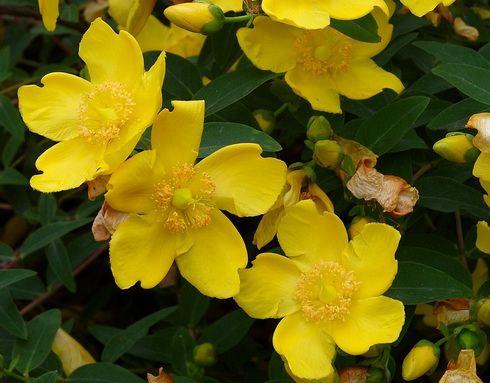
[105, 100, 287, 298]
[38, 0, 59, 31]
[51, 328, 96, 376]
[254, 169, 334, 249]
[237, 11, 403, 113]
[108, 0, 156, 36]
[209, 0, 242, 12]
[476, 221, 490, 253]
[164, 2, 225, 35]
[433, 134, 480, 164]
[18, 18, 165, 193]
[400, 0, 456, 17]
[260, 0, 389, 30]
[401, 340, 440, 381]
[235, 200, 405, 380]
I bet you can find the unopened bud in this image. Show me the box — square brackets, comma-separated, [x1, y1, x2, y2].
[314, 140, 341, 169]
[164, 2, 224, 35]
[433, 133, 479, 164]
[454, 325, 487, 356]
[477, 299, 490, 326]
[402, 340, 440, 381]
[253, 109, 276, 134]
[193, 342, 217, 366]
[307, 116, 333, 142]
[366, 367, 386, 383]
[348, 216, 376, 239]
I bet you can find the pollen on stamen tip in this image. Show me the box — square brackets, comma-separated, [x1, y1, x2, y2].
[77, 82, 135, 145]
[295, 260, 360, 323]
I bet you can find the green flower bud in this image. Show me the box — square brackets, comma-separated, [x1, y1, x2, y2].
[366, 367, 387, 383]
[164, 2, 224, 35]
[433, 133, 480, 164]
[253, 109, 276, 134]
[402, 340, 440, 381]
[307, 116, 333, 142]
[193, 342, 217, 366]
[314, 140, 341, 169]
[454, 324, 487, 356]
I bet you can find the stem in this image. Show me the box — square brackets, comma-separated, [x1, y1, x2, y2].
[223, 14, 255, 24]
[413, 163, 433, 182]
[0, 368, 28, 382]
[455, 210, 468, 268]
[435, 336, 449, 348]
[273, 103, 289, 118]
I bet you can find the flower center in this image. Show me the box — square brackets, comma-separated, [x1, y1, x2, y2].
[77, 82, 135, 145]
[295, 260, 360, 323]
[153, 163, 216, 232]
[294, 29, 352, 77]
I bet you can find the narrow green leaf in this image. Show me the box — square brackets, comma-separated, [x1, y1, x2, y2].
[45, 240, 76, 292]
[385, 261, 473, 305]
[0, 95, 25, 141]
[414, 41, 490, 68]
[192, 67, 281, 116]
[354, 96, 430, 155]
[162, 53, 203, 101]
[0, 288, 27, 339]
[199, 310, 255, 353]
[30, 370, 59, 383]
[171, 327, 196, 376]
[427, 98, 490, 131]
[11, 309, 61, 374]
[199, 122, 282, 157]
[21, 218, 93, 257]
[330, 14, 380, 43]
[178, 280, 211, 327]
[66, 363, 145, 383]
[38, 193, 57, 226]
[0, 242, 14, 261]
[0, 270, 37, 290]
[416, 176, 490, 220]
[432, 64, 490, 105]
[374, 32, 418, 67]
[102, 306, 177, 363]
[0, 168, 28, 185]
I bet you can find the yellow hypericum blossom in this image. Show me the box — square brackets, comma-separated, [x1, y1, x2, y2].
[477, 221, 490, 253]
[237, 11, 403, 113]
[18, 19, 165, 193]
[235, 200, 405, 380]
[51, 328, 96, 376]
[400, 0, 456, 17]
[108, 0, 156, 36]
[105, 100, 287, 298]
[260, 0, 389, 30]
[38, 0, 59, 31]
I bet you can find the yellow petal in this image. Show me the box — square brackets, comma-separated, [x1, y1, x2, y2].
[342, 223, 400, 299]
[125, 0, 156, 36]
[163, 24, 206, 58]
[278, 200, 347, 266]
[175, 209, 247, 298]
[273, 311, 336, 380]
[323, 0, 389, 21]
[473, 153, 490, 181]
[237, 17, 299, 73]
[109, 213, 177, 289]
[476, 221, 490, 254]
[195, 143, 287, 217]
[261, 0, 331, 30]
[105, 150, 160, 214]
[39, 0, 59, 31]
[253, 207, 286, 249]
[134, 15, 169, 52]
[18, 73, 92, 141]
[333, 58, 404, 100]
[234, 252, 301, 318]
[400, 0, 456, 17]
[30, 138, 105, 192]
[152, 101, 204, 169]
[330, 296, 405, 355]
[79, 18, 144, 87]
[285, 66, 341, 113]
[52, 328, 95, 376]
[209, 0, 242, 12]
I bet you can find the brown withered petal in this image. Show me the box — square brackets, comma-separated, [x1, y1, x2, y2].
[465, 113, 490, 153]
[440, 350, 483, 383]
[147, 368, 175, 383]
[346, 159, 383, 201]
[453, 17, 479, 41]
[339, 366, 369, 383]
[86, 174, 111, 200]
[92, 201, 129, 241]
[434, 298, 471, 327]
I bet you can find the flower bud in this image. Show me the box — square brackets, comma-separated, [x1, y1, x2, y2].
[253, 109, 276, 134]
[307, 116, 333, 142]
[402, 340, 440, 381]
[193, 342, 217, 366]
[314, 140, 341, 169]
[433, 133, 480, 164]
[454, 325, 487, 356]
[477, 299, 490, 326]
[348, 216, 376, 239]
[164, 2, 224, 35]
[453, 17, 479, 41]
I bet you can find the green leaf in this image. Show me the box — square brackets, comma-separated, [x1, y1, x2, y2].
[0, 288, 27, 339]
[374, 32, 418, 67]
[199, 122, 282, 157]
[38, 193, 57, 226]
[0, 168, 28, 185]
[427, 98, 490, 131]
[330, 14, 380, 43]
[102, 306, 177, 363]
[171, 327, 196, 376]
[163, 53, 203, 101]
[21, 218, 93, 257]
[269, 351, 292, 380]
[414, 41, 490, 68]
[387, 129, 428, 153]
[354, 96, 430, 155]
[128, 327, 175, 362]
[478, 279, 490, 297]
[30, 371, 59, 383]
[199, 310, 255, 353]
[11, 309, 61, 375]
[0, 242, 14, 261]
[0, 270, 37, 290]
[432, 64, 490, 105]
[178, 280, 211, 327]
[0, 95, 25, 141]
[416, 176, 490, 220]
[385, 261, 474, 305]
[192, 67, 281, 116]
[66, 363, 145, 383]
[45, 240, 76, 292]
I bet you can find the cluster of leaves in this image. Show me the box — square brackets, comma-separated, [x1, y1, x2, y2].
[0, 0, 490, 382]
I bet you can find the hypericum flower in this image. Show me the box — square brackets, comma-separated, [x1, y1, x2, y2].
[477, 221, 490, 253]
[164, 2, 225, 35]
[51, 328, 96, 376]
[235, 200, 405, 380]
[108, 0, 156, 37]
[433, 134, 480, 164]
[260, 0, 389, 30]
[253, 169, 334, 249]
[237, 11, 403, 113]
[105, 100, 287, 298]
[400, 0, 456, 17]
[38, 0, 59, 31]
[402, 340, 440, 381]
[18, 18, 166, 193]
